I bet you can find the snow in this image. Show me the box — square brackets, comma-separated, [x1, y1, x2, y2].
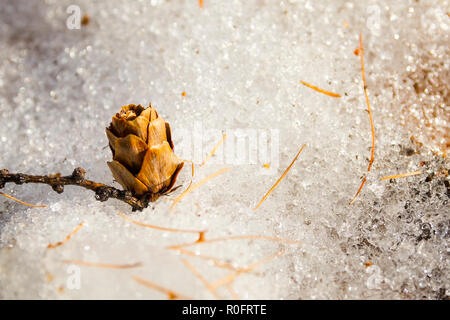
[0, 0, 448, 299]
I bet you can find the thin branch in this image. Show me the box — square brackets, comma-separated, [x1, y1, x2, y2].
[0, 168, 154, 211]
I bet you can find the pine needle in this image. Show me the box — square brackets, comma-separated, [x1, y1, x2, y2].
[181, 258, 221, 299]
[0, 192, 47, 208]
[196, 231, 206, 243]
[173, 136, 226, 206]
[48, 221, 85, 249]
[171, 247, 241, 271]
[210, 249, 284, 289]
[300, 81, 341, 98]
[62, 260, 142, 269]
[132, 276, 193, 300]
[167, 234, 302, 250]
[349, 34, 375, 205]
[254, 144, 306, 210]
[349, 177, 367, 205]
[200, 134, 227, 167]
[179, 159, 195, 192]
[117, 211, 204, 234]
[380, 171, 422, 181]
[170, 166, 231, 210]
[226, 284, 241, 300]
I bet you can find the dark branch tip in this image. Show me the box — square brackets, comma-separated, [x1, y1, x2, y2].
[52, 184, 64, 194]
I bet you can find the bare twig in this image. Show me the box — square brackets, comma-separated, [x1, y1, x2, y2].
[0, 168, 155, 211]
